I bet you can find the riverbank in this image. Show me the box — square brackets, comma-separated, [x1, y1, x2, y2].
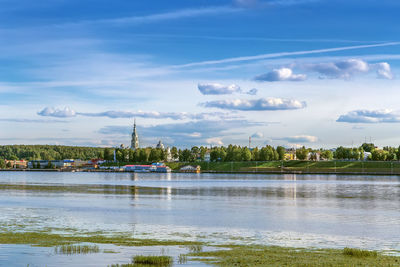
[3, 160, 400, 175]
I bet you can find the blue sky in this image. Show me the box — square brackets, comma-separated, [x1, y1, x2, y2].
[1, 0, 400, 148]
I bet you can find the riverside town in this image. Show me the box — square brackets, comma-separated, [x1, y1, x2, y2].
[2, 121, 400, 175]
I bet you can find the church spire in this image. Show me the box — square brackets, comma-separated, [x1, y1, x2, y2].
[131, 118, 139, 150]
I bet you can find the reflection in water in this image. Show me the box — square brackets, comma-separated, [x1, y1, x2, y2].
[0, 172, 399, 255]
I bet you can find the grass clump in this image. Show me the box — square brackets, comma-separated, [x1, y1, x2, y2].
[178, 254, 187, 264]
[54, 244, 100, 255]
[187, 244, 203, 253]
[343, 247, 378, 257]
[109, 255, 173, 267]
[133, 255, 173, 266]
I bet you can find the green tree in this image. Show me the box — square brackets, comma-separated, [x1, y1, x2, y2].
[138, 149, 149, 162]
[104, 148, 114, 161]
[361, 143, 375, 153]
[276, 146, 285, 161]
[241, 147, 252, 161]
[296, 147, 309, 160]
[0, 159, 6, 169]
[171, 147, 179, 160]
[320, 150, 333, 160]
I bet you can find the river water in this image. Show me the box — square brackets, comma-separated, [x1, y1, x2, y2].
[0, 172, 399, 266]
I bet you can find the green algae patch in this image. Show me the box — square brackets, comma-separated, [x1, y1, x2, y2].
[0, 231, 203, 247]
[190, 245, 400, 267]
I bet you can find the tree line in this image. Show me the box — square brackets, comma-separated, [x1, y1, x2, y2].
[1, 143, 400, 163]
[0, 145, 105, 161]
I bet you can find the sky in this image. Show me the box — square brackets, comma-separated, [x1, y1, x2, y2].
[1, 0, 400, 148]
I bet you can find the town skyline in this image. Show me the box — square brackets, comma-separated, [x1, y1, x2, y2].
[1, 1, 400, 149]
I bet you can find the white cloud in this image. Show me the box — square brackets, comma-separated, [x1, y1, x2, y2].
[56, 7, 240, 28]
[202, 98, 306, 111]
[251, 132, 264, 138]
[198, 83, 241, 95]
[254, 67, 306, 82]
[37, 107, 76, 118]
[337, 109, 400, 123]
[375, 62, 394, 79]
[206, 137, 224, 145]
[38, 107, 238, 121]
[282, 135, 318, 143]
[303, 59, 394, 79]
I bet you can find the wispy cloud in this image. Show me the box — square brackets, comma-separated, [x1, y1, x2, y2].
[198, 83, 258, 95]
[174, 42, 400, 68]
[0, 118, 68, 123]
[279, 135, 318, 143]
[37, 106, 239, 121]
[337, 109, 400, 123]
[201, 98, 306, 111]
[53, 6, 240, 28]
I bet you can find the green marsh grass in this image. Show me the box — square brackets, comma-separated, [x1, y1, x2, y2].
[54, 244, 100, 255]
[343, 247, 378, 257]
[187, 244, 202, 253]
[133, 255, 173, 266]
[0, 231, 202, 247]
[178, 254, 188, 264]
[190, 245, 400, 267]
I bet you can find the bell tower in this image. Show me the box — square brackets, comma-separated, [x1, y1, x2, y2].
[131, 119, 139, 150]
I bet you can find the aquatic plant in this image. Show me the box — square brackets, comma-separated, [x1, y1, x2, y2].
[343, 247, 378, 257]
[54, 244, 100, 255]
[133, 255, 173, 266]
[178, 254, 188, 264]
[187, 244, 203, 253]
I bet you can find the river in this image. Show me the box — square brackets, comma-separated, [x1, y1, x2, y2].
[0, 172, 399, 266]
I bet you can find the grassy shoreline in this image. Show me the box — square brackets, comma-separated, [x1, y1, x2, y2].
[0, 230, 398, 266]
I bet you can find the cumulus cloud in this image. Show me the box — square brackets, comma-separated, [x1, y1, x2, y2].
[304, 59, 394, 80]
[206, 137, 224, 145]
[201, 98, 306, 111]
[37, 107, 76, 118]
[281, 135, 318, 143]
[251, 132, 264, 138]
[337, 109, 400, 123]
[198, 83, 241, 95]
[254, 67, 307, 82]
[375, 62, 394, 79]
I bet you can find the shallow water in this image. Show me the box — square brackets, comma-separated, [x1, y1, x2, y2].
[0, 172, 399, 266]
